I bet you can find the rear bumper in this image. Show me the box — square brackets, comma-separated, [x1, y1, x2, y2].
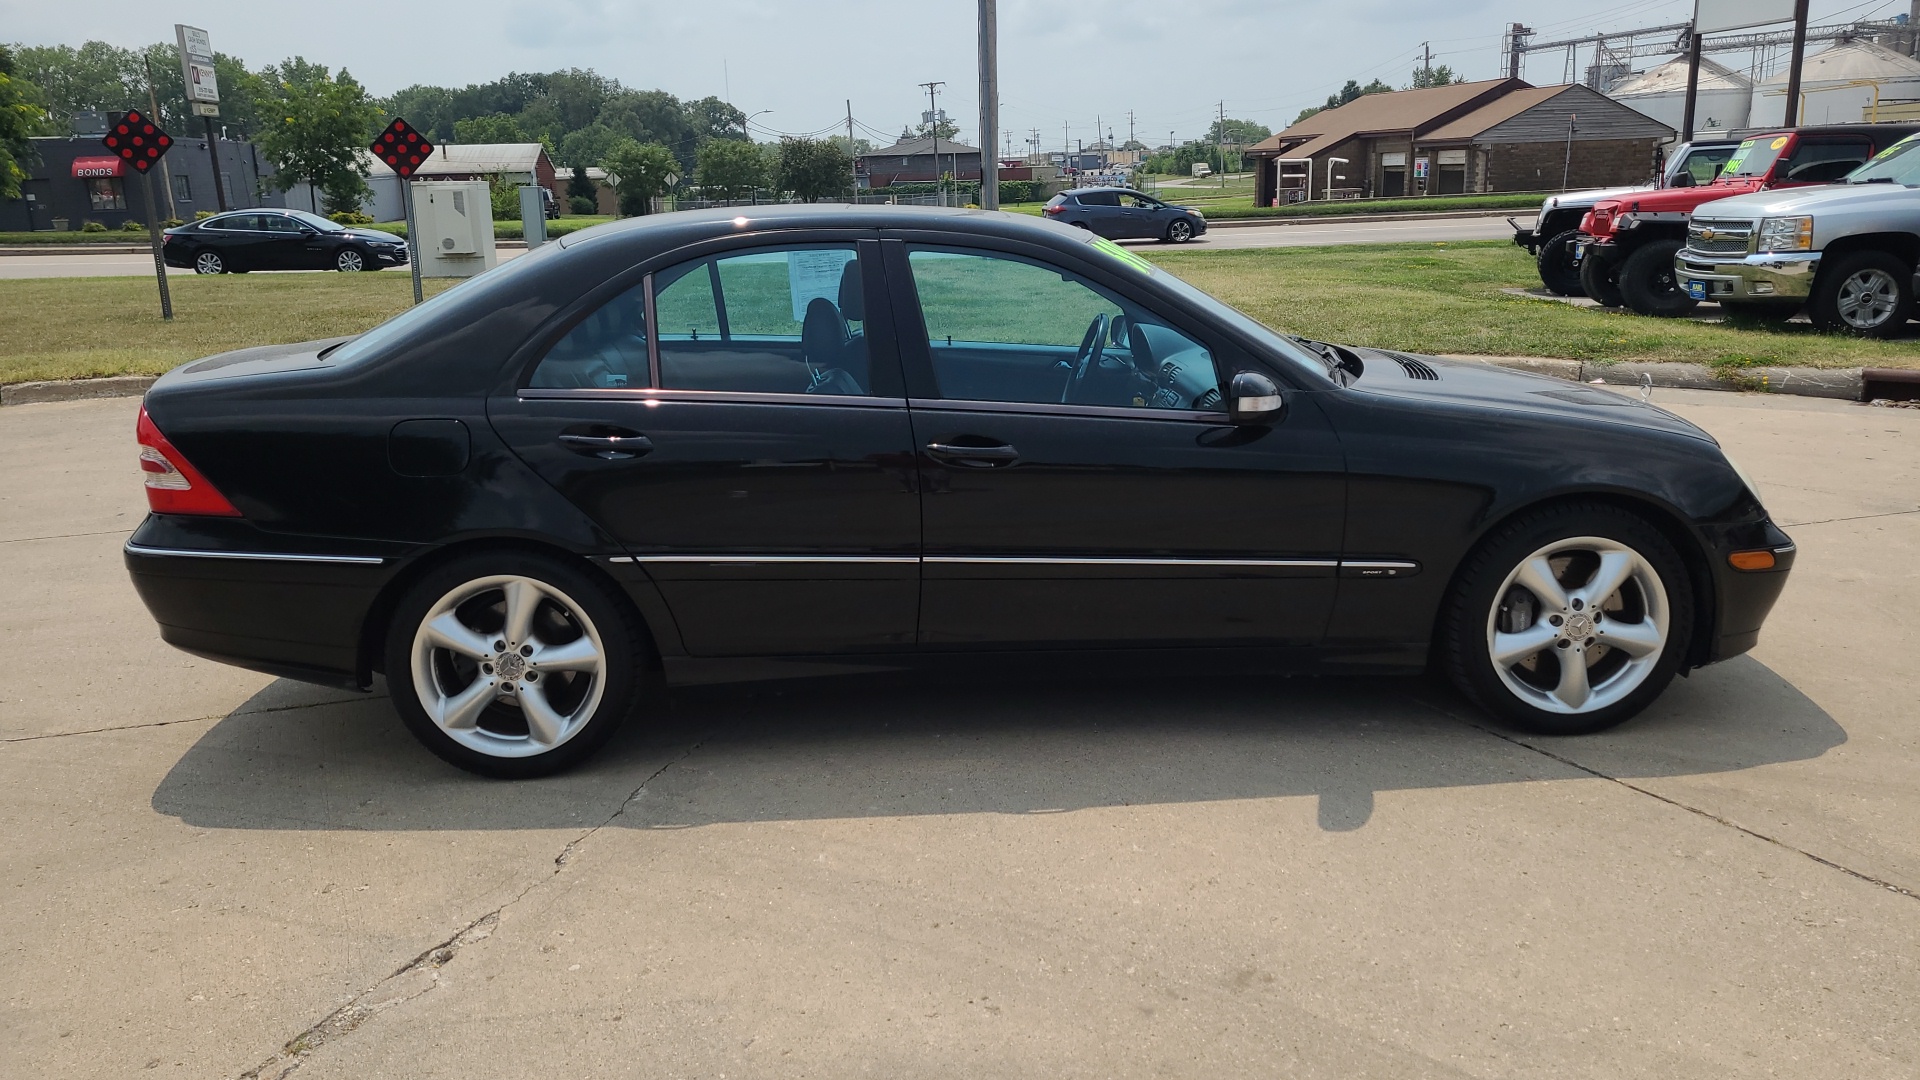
[124, 519, 396, 691]
[1675, 250, 1819, 303]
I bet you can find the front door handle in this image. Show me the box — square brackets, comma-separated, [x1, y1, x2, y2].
[559, 433, 654, 460]
[926, 441, 1019, 466]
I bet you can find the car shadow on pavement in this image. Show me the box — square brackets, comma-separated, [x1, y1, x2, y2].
[152, 656, 1842, 834]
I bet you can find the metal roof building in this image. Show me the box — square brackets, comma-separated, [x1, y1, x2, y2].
[1755, 40, 1920, 125]
[1609, 56, 1756, 134]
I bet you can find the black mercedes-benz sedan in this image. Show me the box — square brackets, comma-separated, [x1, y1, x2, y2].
[126, 205, 1795, 777]
[162, 208, 410, 274]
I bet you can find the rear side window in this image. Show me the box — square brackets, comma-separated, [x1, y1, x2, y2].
[528, 279, 650, 390]
[653, 246, 873, 396]
[1077, 191, 1121, 206]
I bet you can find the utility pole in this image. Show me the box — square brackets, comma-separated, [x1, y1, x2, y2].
[847, 100, 857, 196]
[1782, 0, 1812, 126]
[1422, 41, 1432, 84]
[920, 80, 946, 203]
[1217, 100, 1227, 184]
[1681, 29, 1703, 141]
[142, 55, 177, 221]
[1127, 110, 1135, 149]
[978, 0, 999, 209]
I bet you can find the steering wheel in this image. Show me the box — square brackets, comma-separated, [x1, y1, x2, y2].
[1061, 313, 1109, 404]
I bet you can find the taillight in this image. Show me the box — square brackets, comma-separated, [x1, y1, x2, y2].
[136, 406, 241, 517]
[1043, 204, 1062, 215]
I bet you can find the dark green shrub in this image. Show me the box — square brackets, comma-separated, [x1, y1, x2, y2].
[80, 220, 107, 232]
[193, 210, 216, 221]
[120, 219, 146, 232]
[568, 195, 596, 216]
[328, 210, 374, 225]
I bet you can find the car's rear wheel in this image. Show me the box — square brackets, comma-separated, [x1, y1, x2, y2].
[1809, 251, 1914, 337]
[193, 250, 225, 275]
[1619, 238, 1699, 318]
[1442, 503, 1694, 736]
[1537, 229, 1585, 296]
[384, 551, 645, 777]
[1166, 219, 1194, 243]
[1579, 253, 1623, 308]
[335, 247, 367, 273]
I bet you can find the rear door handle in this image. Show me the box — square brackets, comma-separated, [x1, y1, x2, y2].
[926, 441, 1019, 466]
[559, 433, 654, 460]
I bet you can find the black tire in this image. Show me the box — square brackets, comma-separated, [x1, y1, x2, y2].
[1537, 228, 1585, 296]
[1808, 250, 1914, 338]
[1579, 252, 1624, 308]
[1440, 502, 1695, 737]
[383, 550, 647, 778]
[1717, 300, 1799, 324]
[191, 249, 225, 275]
[1619, 238, 1699, 318]
[335, 246, 369, 273]
[1166, 218, 1195, 243]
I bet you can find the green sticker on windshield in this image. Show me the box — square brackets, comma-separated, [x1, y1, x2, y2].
[1089, 234, 1154, 275]
[1872, 134, 1919, 162]
[1722, 139, 1756, 175]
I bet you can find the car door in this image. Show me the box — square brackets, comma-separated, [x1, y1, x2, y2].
[1117, 193, 1159, 239]
[488, 237, 922, 657]
[1074, 190, 1125, 238]
[255, 213, 310, 269]
[886, 239, 1347, 649]
[203, 213, 261, 268]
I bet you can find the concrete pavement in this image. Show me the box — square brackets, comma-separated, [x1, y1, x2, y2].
[2, 390, 1915, 1079]
[0, 215, 1528, 279]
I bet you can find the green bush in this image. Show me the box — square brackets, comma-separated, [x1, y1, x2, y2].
[162, 217, 185, 228]
[80, 220, 107, 232]
[328, 210, 374, 225]
[568, 195, 596, 216]
[193, 210, 216, 221]
[998, 179, 1037, 204]
[120, 219, 145, 232]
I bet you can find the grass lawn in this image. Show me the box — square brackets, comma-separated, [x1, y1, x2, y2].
[1146, 240, 1915, 371]
[3, 239, 1913, 385]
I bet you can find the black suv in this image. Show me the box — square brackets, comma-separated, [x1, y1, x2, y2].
[1043, 187, 1207, 242]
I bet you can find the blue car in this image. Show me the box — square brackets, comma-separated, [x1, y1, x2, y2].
[1043, 187, 1207, 243]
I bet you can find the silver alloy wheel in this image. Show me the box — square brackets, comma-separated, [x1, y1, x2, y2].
[1836, 267, 1900, 329]
[336, 248, 364, 272]
[1169, 220, 1193, 242]
[194, 251, 223, 274]
[1484, 536, 1670, 715]
[409, 574, 608, 759]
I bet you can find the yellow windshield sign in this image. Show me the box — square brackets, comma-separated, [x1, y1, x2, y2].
[1089, 235, 1154, 274]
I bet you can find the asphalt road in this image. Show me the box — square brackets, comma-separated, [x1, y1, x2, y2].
[4, 386, 1914, 1079]
[0, 215, 1527, 279]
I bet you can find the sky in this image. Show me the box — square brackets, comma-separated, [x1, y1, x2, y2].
[4, 0, 1911, 148]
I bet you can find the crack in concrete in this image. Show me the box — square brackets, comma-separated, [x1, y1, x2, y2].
[0, 527, 132, 546]
[232, 740, 700, 1080]
[1777, 507, 1920, 529]
[1411, 695, 1918, 904]
[1, 696, 386, 745]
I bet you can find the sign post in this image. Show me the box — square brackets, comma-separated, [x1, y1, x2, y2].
[174, 25, 226, 212]
[371, 118, 434, 305]
[102, 110, 176, 320]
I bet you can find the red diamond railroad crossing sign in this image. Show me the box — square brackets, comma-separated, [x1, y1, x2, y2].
[100, 109, 174, 173]
[371, 118, 434, 178]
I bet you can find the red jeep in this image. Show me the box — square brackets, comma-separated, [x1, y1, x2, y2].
[1577, 123, 1920, 317]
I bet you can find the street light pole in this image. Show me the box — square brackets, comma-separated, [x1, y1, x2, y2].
[978, 0, 999, 210]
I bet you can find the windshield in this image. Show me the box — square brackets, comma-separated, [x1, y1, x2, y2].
[286, 209, 348, 232]
[1722, 135, 1792, 180]
[1672, 145, 1735, 186]
[1848, 133, 1920, 186]
[1079, 233, 1333, 383]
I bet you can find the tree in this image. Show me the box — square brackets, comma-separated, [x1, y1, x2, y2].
[14, 41, 262, 138]
[603, 138, 678, 215]
[1409, 64, 1465, 89]
[601, 89, 694, 167]
[776, 137, 850, 203]
[901, 116, 961, 142]
[685, 95, 747, 143]
[828, 134, 873, 159]
[256, 58, 382, 215]
[566, 163, 597, 209]
[0, 45, 43, 199]
[1207, 118, 1271, 147]
[453, 112, 528, 144]
[696, 137, 766, 200]
[557, 122, 625, 169]
[1293, 78, 1394, 124]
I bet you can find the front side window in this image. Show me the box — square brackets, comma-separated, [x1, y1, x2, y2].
[260, 214, 302, 233]
[905, 247, 1222, 410]
[653, 245, 873, 395]
[86, 177, 124, 211]
[1680, 146, 1734, 185]
[1780, 139, 1872, 183]
[1120, 193, 1161, 208]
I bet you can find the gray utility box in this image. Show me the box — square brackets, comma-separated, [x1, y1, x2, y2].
[412, 181, 497, 278]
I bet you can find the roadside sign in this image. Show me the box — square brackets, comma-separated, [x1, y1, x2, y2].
[173, 25, 220, 105]
[372, 118, 432, 305]
[101, 109, 173, 173]
[371, 118, 434, 178]
[191, 102, 220, 118]
[104, 110, 176, 321]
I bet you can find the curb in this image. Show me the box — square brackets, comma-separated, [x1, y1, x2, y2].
[1204, 209, 1534, 230]
[2, 375, 158, 406]
[1438, 356, 1864, 400]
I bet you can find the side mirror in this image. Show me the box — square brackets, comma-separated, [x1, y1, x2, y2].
[1670, 172, 1695, 188]
[1228, 370, 1286, 425]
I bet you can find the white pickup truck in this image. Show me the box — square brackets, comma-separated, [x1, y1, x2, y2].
[1676, 132, 1920, 337]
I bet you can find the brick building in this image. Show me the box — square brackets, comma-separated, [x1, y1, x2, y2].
[856, 136, 982, 187]
[1249, 80, 1673, 205]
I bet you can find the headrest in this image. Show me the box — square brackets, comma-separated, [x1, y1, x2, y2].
[837, 259, 865, 322]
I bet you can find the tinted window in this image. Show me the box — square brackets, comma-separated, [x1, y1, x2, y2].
[1781, 140, 1871, 182]
[259, 214, 302, 233]
[906, 247, 1221, 410]
[1076, 191, 1121, 207]
[206, 214, 257, 231]
[528, 280, 650, 390]
[1120, 193, 1159, 208]
[654, 245, 873, 396]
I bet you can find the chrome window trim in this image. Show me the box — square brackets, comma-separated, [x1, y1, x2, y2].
[124, 543, 385, 566]
[518, 388, 906, 409]
[905, 398, 1227, 423]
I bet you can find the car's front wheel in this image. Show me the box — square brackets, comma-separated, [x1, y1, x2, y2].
[1166, 218, 1194, 243]
[384, 551, 646, 777]
[1619, 238, 1699, 318]
[335, 247, 367, 272]
[192, 250, 225, 275]
[1579, 252, 1623, 308]
[1809, 251, 1914, 337]
[1442, 503, 1694, 736]
[1537, 228, 1584, 296]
